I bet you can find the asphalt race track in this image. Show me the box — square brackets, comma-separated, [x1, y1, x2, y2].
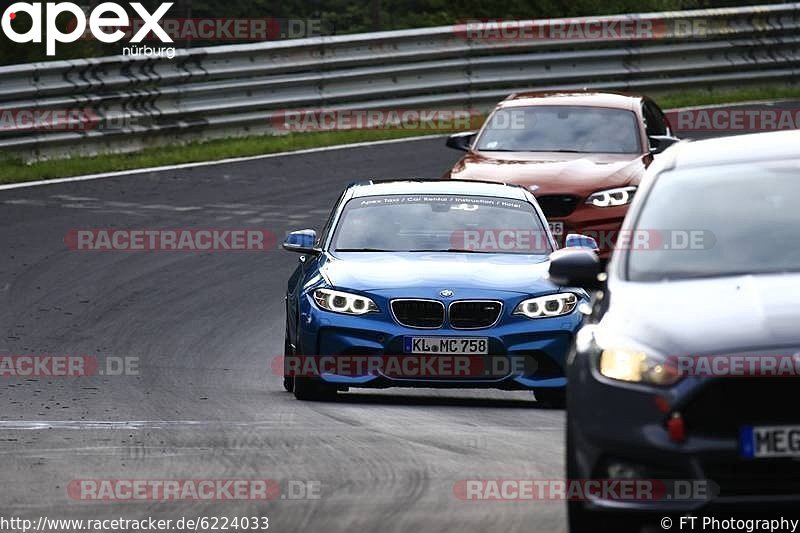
[0, 137, 579, 532]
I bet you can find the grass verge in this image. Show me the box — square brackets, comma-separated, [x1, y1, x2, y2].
[0, 129, 435, 185]
[1, 84, 798, 185]
[653, 84, 800, 109]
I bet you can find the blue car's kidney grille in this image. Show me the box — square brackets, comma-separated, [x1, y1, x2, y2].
[449, 301, 502, 329]
[391, 300, 445, 328]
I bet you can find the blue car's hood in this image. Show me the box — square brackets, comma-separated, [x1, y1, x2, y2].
[320, 252, 558, 295]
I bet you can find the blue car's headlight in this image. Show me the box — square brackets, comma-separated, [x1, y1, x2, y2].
[513, 293, 578, 318]
[313, 288, 379, 315]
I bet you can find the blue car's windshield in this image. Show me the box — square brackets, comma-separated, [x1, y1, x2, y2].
[331, 194, 552, 254]
[475, 105, 641, 154]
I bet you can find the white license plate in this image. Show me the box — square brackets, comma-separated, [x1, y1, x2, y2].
[740, 425, 800, 458]
[548, 221, 564, 236]
[404, 336, 489, 355]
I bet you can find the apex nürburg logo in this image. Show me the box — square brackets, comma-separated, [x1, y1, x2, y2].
[1, 2, 173, 55]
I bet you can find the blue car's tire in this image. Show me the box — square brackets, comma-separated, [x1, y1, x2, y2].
[293, 377, 337, 401]
[534, 387, 566, 408]
[283, 333, 294, 392]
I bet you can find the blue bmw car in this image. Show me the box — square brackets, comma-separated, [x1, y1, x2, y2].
[282, 179, 596, 402]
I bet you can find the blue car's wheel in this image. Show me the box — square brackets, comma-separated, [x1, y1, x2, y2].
[534, 387, 566, 408]
[293, 377, 337, 401]
[283, 333, 294, 393]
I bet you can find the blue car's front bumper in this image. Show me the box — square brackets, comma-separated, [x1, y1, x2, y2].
[296, 290, 583, 390]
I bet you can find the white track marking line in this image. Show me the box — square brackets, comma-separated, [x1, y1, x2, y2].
[0, 420, 289, 430]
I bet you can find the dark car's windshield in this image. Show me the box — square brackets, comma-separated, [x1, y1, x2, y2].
[475, 105, 641, 154]
[331, 194, 552, 254]
[627, 162, 800, 281]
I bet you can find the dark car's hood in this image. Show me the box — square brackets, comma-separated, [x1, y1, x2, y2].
[603, 274, 800, 355]
[448, 151, 649, 195]
[320, 252, 558, 295]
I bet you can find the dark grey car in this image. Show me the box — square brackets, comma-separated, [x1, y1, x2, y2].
[549, 130, 800, 532]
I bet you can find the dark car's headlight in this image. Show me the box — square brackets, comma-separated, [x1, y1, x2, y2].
[586, 186, 636, 207]
[313, 288, 379, 315]
[599, 347, 680, 386]
[513, 293, 578, 318]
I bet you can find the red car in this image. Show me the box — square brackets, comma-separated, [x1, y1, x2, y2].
[443, 92, 679, 258]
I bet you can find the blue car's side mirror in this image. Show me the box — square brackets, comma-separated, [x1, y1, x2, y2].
[565, 233, 598, 251]
[283, 229, 320, 255]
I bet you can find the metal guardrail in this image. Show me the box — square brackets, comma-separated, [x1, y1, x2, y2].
[0, 3, 798, 160]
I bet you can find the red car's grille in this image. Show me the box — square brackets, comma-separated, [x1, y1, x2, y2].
[536, 195, 580, 218]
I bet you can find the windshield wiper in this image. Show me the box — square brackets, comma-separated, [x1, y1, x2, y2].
[336, 248, 537, 254]
[407, 248, 498, 254]
[478, 148, 586, 153]
[530, 149, 584, 153]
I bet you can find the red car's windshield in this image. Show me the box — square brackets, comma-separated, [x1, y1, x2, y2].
[475, 105, 641, 154]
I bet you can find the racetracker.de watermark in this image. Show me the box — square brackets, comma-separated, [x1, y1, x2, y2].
[271, 108, 485, 132]
[0, 108, 99, 132]
[273, 354, 534, 379]
[68, 479, 320, 501]
[667, 354, 800, 378]
[666, 105, 800, 134]
[450, 229, 715, 252]
[64, 229, 277, 251]
[67, 17, 331, 42]
[454, 15, 793, 41]
[0, 354, 138, 377]
[455, 17, 664, 41]
[453, 479, 716, 501]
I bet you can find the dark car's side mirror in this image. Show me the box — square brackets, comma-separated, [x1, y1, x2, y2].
[283, 229, 321, 255]
[548, 248, 602, 290]
[648, 135, 680, 155]
[446, 131, 477, 151]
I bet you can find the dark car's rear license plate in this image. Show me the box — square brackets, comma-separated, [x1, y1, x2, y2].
[740, 425, 800, 458]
